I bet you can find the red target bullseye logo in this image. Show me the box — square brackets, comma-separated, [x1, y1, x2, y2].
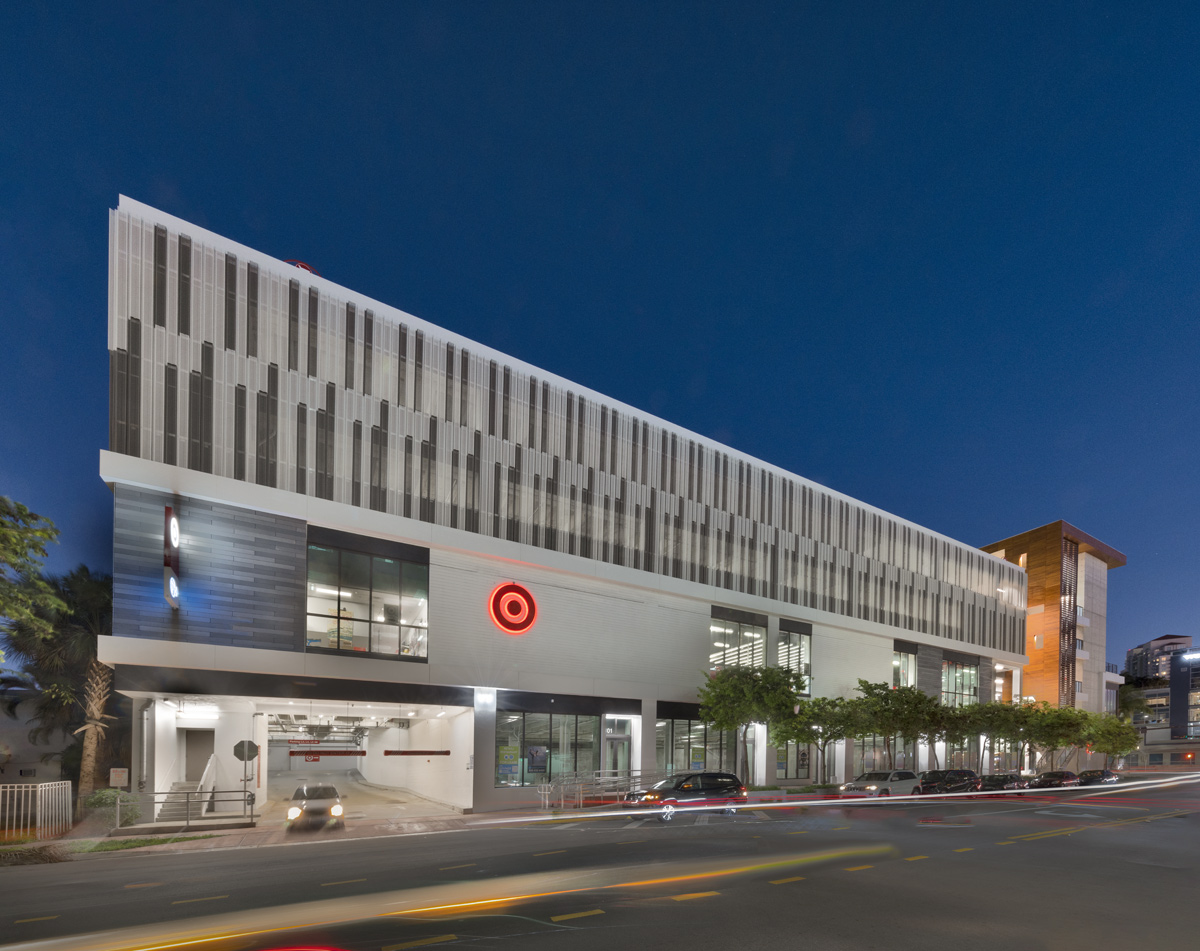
[488, 582, 537, 635]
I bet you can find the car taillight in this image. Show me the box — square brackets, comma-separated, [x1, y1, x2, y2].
[739, 787, 746, 793]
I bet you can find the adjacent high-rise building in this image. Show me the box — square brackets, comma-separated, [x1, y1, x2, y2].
[1125, 635, 1193, 681]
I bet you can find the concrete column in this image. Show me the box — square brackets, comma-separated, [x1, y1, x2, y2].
[472, 687, 497, 813]
[639, 698, 657, 776]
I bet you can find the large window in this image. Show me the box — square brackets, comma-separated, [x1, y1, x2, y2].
[655, 719, 736, 774]
[709, 607, 767, 669]
[495, 712, 601, 787]
[775, 741, 811, 781]
[306, 543, 428, 659]
[893, 649, 917, 689]
[941, 660, 979, 707]
[779, 620, 812, 693]
[853, 735, 916, 774]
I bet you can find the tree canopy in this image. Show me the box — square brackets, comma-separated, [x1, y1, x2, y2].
[0, 495, 64, 661]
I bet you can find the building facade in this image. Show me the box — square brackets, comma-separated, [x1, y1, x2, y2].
[101, 197, 1029, 813]
[1126, 647, 1200, 769]
[982, 522, 1124, 715]
[1125, 635, 1193, 682]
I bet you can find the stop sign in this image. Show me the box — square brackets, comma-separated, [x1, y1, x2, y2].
[233, 740, 259, 762]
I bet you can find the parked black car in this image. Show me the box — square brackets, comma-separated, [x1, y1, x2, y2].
[1078, 769, 1119, 786]
[979, 772, 1030, 793]
[1029, 770, 1080, 788]
[911, 769, 981, 795]
[624, 772, 747, 821]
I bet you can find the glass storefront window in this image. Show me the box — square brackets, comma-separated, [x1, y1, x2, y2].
[493, 712, 604, 787]
[495, 713, 523, 787]
[576, 716, 601, 775]
[853, 735, 916, 774]
[306, 544, 429, 659]
[654, 719, 734, 776]
[776, 741, 811, 781]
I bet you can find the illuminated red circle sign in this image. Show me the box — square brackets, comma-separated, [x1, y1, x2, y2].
[488, 582, 537, 635]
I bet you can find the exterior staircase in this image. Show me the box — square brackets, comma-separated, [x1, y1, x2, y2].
[156, 782, 205, 822]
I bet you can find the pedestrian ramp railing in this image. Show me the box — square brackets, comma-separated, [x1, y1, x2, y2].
[0, 781, 73, 841]
[537, 768, 676, 809]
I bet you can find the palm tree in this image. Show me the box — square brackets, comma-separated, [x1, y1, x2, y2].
[1, 566, 114, 803]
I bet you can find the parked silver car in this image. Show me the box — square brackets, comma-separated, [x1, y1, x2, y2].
[839, 769, 919, 797]
[285, 784, 345, 831]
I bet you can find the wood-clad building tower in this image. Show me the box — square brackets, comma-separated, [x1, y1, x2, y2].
[982, 521, 1125, 712]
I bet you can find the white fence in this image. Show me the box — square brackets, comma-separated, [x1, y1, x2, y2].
[0, 782, 73, 840]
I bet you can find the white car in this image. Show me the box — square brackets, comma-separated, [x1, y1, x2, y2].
[839, 770, 918, 797]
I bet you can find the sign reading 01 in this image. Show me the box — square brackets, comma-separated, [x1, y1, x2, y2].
[488, 582, 537, 635]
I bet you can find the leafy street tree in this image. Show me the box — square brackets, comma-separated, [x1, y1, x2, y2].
[698, 665, 803, 782]
[1, 566, 115, 802]
[770, 695, 865, 784]
[1087, 714, 1141, 768]
[1026, 702, 1090, 771]
[0, 496, 64, 663]
[854, 681, 936, 770]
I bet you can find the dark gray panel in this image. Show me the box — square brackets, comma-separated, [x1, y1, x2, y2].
[112, 484, 306, 652]
[916, 643, 943, 699]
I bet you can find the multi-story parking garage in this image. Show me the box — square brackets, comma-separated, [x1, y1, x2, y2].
[101, 196, 1028, 813]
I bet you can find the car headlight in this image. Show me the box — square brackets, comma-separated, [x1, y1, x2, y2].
[838, 785, 848, 791]
[330, 803, 343, 817]
[644, 792, 660, 801]
[287, 806, 301, 820]
[864, 785, 878, 791]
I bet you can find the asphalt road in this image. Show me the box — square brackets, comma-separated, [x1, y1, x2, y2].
[4, 778, 1198, 951]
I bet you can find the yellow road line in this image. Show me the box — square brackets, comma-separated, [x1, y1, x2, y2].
[616, 840, 644, 844]
[171, 895, 228, 905]
[844, 865, 873, 871]
[996, 841, 1015, 845]
[671, 891, 720, 901]
[1012, 826, 1084, 839]
[832, 826, 851, 830]
[14, 916, 58, 923]
[770, 876, 806, 884]
[534, 850, 567, 856]
[787, 830, 808, 834]
[321, 878, 367, 886]
[123, 882, 163, 889]
[438, 863, 476, 870]
[551, 909, 606, 922]
[384, 936, 457, 950]
[904, 855, 928, 861]
[953, 848, 973, 852]
[1018, 828, 1082, 841]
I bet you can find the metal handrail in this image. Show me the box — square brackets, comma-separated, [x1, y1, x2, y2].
[196, 754, 219, 816]
[115, 788, 257, 832]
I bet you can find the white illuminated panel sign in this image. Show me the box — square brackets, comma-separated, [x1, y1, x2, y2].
[1181, 651, 1200, 662]
[163, 506, 181, 609]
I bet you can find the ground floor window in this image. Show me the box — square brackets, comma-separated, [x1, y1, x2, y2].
[853, 735, 916, 775]
[494, 712, 601, 787]
[988, 738, 1024, 773]
[944, 738, 978, 770]
[775, 741, 811, 780]
[655, 719, 735, 774]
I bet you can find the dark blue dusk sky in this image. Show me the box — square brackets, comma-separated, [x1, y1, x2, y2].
[2, 3, 1198, 664]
